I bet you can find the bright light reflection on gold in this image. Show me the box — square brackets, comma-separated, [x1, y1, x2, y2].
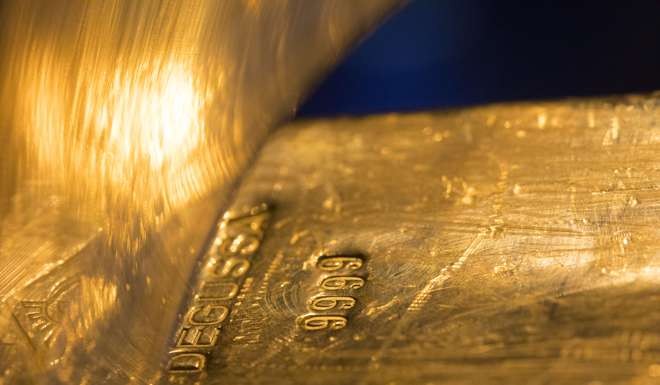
[23, 55, 209, 251]
[91, 62, 203, 172]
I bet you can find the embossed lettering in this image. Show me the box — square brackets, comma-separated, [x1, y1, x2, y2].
[175, 326, 220, 349]
[317, 255, 363, 271]
[215, 257, 251, 278]
[187, 304, 229, 326]
[196, 281, 239, 301]
[167, 353, 206, 373]
[309, 296, 356, 311]
[320, 276, 365, 291]
[299, 315, 348, 331]
[216, 233, 262, 257]
[168, 203, 271, 375]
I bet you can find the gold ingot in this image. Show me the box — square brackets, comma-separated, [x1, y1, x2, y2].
[2, 1, 660, 385]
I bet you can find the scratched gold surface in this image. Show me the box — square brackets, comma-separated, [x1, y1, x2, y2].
[2, 1, 660, 384]
[178, 96, 660, 385]
[0, 1, 398, 383]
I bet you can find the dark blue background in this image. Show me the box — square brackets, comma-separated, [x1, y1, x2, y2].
[298, 0, 660, 117]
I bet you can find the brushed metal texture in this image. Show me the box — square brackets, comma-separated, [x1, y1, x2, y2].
[182, 96, 660, 385]
[0, 1, 398, 383]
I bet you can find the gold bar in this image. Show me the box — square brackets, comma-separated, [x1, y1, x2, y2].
[5, 93, 660, 384]
[2, 2, 660, 384]
[179, 96, 660, 385]
[0, 1, 399, 383]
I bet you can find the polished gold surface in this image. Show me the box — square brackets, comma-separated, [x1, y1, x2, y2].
[0, 1, 398, 383]
[0, 0, 398, 252]
[2, 1, 660, 385]
[176, 96, 660, 385]
[6, 91, 660, 384]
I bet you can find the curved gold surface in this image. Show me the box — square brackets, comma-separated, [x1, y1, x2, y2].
[201, 96, 660, 385]
[0, 1, 398, 383]
[2, 2, 660, 385]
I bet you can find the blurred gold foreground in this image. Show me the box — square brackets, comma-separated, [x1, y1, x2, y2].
[1, 1, 660, 385]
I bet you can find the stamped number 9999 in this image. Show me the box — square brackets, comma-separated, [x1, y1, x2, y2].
[297, 255, 366, 332]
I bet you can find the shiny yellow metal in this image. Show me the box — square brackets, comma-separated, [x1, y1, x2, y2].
[0, 1, 397, 383]
[192, 97, 660, 385]
[2, 2, 660, 385]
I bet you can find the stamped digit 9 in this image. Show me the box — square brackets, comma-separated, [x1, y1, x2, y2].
[299, 315, 348, 331]
[297, 253, 367, 332]
[316, 255, 363, 271]
[308, 296, 356, 311]
[320, 276, 365, 290]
